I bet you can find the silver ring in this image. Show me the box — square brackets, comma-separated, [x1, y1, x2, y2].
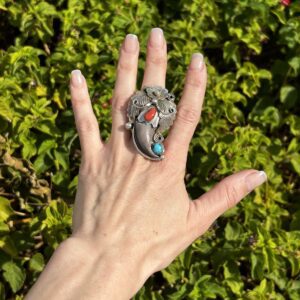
[125, 86, 177, 160]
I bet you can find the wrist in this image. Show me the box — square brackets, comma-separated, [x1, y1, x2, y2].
[25, 236, 149, 300]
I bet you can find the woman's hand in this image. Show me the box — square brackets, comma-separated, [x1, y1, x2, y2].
[25, 28, 267, 300]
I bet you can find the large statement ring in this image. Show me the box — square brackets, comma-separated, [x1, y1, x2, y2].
[125, 86, 177, 161]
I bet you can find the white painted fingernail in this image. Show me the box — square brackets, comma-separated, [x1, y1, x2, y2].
[190, 53, 204, 69]
[245, 170, 267, 192]
[71, 70, 84, 87]
[124, 34, 138, 53]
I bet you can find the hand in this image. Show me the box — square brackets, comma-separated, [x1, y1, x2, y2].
[25, 28, 267, 300]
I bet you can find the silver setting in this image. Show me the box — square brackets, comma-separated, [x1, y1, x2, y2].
[125, 86, 177, 161]
[153, 132, 164, 143]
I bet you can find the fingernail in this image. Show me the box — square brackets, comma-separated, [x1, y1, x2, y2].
[71, 70, 84, 87]
[245, 170, 267, 192]
[150, 28, 164, 47]
[190, 53, 204, 69]
[124, 34, 138, 52]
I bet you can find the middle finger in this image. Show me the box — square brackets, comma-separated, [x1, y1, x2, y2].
[141, 28, 167, 88]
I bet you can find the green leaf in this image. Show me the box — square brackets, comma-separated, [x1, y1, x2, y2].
[0, 197, 14, 222]
[38, 139, 57, 155]
[223, 41, 240, 66]
[263, 246, 276, 272]
[225, 103, 244, 124]
[54, 149, 69, 170]
[257, 69, 272, 80]
[260, 106, 281, 130]
[289, 115, 300, 136]
[33, 153, 53, 174]
[43, 200, 71, 228]
[161, 259, 183, 284]
[280, 86, 298, 108]
[225, 221, 242, 241]
[2, 261, 26, 293]
[0, 0, 7, 10]
[0, 96, 14, 122]
[240, 79, 258, 97]
[0, 221, 9, 233]
[287, 138, 300, 154]
[178, 245, 193, 268]
[35, 1, 57, 16]
[271, 8, 286, 24]
[19, 132, 37, 159]
[287, 280, 300, 300]
[290, 153, 300, 175]
[225, 279, 243, 296]
[288, 57, 300, 75]
[29, 253, 45, 272]
[251, 252, 264, 280]
[289, 255, 300, 277]
[255, 278, 268, 294]
[290, 210, 300, 231]
[0, 236, 18, 257]
[85, 53, 99, 66]
[34, 119, 61, 137]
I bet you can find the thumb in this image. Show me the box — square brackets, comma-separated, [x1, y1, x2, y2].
[188, 169, 267, 234]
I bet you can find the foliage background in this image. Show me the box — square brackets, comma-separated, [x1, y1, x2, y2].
[0, 0, 300, 299]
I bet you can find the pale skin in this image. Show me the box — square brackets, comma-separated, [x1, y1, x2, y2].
[25, 28, 267, 300]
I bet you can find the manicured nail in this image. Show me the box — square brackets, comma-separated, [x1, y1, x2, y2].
[71, 70, 84, 87]
[245, 170, 267, 192]
[150, 28, 164, 47]
[124, 34, 138, 52]
[190, 53, 204, 69]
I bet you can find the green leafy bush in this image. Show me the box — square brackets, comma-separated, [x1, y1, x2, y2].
[0, 0, 299, 299]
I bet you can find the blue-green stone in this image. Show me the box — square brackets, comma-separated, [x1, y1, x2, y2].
[151, 143, 164, 156]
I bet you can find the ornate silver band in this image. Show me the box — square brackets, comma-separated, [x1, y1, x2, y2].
[125, 86, 177, 161]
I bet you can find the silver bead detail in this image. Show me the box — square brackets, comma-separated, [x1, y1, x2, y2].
[125, 122, 133, 130]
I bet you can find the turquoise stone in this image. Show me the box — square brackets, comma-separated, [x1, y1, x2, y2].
[152, 143, 164, 156]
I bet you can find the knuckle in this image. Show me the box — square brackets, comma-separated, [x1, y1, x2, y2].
[118, 59, 135, 72]
[77, 117, 99, 134]
[186, 70, 202, 87]
[147, 54, 167, 66]
[71, 96, 89, 110]
[111, 95, 128, 114]
[223, 182, 239, 209]
[79, 160, 100, 179]
[164, 156, 185, 177]
[176, 105, 200, 125]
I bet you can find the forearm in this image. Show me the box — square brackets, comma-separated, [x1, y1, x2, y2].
[25, 237, 147, 300]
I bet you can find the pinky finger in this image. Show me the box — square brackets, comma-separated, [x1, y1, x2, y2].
[69, 70, 104, 162]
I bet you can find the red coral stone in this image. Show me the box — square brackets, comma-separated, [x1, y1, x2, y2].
[144, 107, 157, 122]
